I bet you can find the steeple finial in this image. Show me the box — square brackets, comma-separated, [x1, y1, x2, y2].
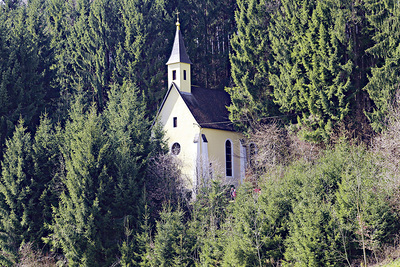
[175, 10, 180, 29]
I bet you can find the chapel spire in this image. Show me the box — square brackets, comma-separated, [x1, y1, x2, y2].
[166, 13, 192, 93]
[166, 13, 192, 65]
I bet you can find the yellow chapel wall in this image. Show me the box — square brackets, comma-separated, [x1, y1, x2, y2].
[159, 87, 200, 188]
[201, 128, 244, 186]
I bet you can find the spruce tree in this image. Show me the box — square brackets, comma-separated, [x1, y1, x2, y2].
[364, 0, 400, 131]
[0, 120, 34, 265]
[152, 205, 196, 267]
[66, 0, 120, 110]
[104, 81, 153, 238]
[269, 0, 353, 141]
[0, 2, 54, 157]
[45, 0, 76, 119]
[227, 0, 280, 131]
[115, 0, 171, 113]
[32, 115, 61, 246]
[50, 98, 115, 266]
[183, 0, 236, 89]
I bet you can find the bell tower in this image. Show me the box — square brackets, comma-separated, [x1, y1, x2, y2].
[166, 14, 192, 93]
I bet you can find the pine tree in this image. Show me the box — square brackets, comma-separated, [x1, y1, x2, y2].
[152, 205, 196, 267]
[104, 81, 153, 237]
[115, 0, 171, 113]
[227, 0, 280, 132]
[0, 120, 34, 265]
[364, 0, 400, 131]
[50, 98, 115, 266]
[269, 0, 354, 141]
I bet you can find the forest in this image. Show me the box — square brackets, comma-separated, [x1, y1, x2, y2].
[1, 0, 400, 266]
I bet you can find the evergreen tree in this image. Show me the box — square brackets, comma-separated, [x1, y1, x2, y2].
[191, 181, 229, 266]
[45, 0, 77, 119]
[364, 0, 400, 131]
[0, 118, 60, 265]
[152, 205, 196, 267]
[183, 0, 236, 90]
[32, 115, 61, 246]
[0, 120, 34, 265]
[222, 183, 284, 267]
[115, 0, 171, 113]
[0, 2, 55, 157]
[104, 80, 153, 237]
[50, 99, 115, 266]
[269, 0, 354, 141]
[334, 147, 398, 265]
[67, 0, 120, 110]
[227, 0, 280, 131]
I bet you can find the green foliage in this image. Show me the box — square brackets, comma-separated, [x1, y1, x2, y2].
[222, 183, 281, 267]
[334, 148, 398, 265]
[269, 0, 354, 141]
[0, 2, 54, 156]
[50, 100, 115, 266]
[0, 117, 60, 265]
[181, 0, 236, 90]
[364, 0, 400, 131]
[115, 0, 171, 113]
[105, 81, 153, 234]
[32, 115, 62, 246]
[152, 205, 196, 267]
[191, 181, 230, 266]
[66, 0, 120, 110]
[49, 81, 158, 265]
[0, 120, 33, 265]
[227, 0, 280, 131]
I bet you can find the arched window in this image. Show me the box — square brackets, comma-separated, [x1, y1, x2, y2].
[225, 140, 233, 177]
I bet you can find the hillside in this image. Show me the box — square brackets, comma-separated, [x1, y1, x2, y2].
[0, 0, 400, 266]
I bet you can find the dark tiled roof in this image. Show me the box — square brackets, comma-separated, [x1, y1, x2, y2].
[180, 86, 235, 131]
[166, 26, 192, 65]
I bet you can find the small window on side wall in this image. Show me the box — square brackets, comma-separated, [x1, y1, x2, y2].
[172, 70, 176, 80]
[183, 70, 187, 80]
[173, 117, 177, 128]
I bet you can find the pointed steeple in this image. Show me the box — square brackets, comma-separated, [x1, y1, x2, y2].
[166, 16, 192, 65]
[166, 14, 192, 93]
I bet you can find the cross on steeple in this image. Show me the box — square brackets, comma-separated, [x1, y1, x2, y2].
[175, 10, 181, 29]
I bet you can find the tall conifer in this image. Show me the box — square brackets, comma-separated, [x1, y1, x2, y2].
[0, 120, 34, 265]
[364, 0, 400, 131]
[227, 0, 279, 131]
[104, 81, 153, 233]
[115, 0, 171, 113]
[269, 0, 353, 141]
[50, 99, 115, 266]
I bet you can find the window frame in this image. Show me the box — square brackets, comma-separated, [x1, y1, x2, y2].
[171, 142, 181, 155]
[225, 139, 233, 177]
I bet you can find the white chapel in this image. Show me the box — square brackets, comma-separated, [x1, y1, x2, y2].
[155, 18, 246, 191]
